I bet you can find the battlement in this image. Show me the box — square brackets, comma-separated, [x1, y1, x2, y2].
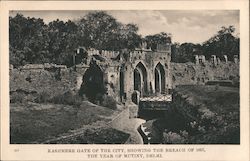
[100, 50, 120, 58]
[87, 48, 120, 59]
[16, 63, 67, 71]
[194, 54, 239, 65]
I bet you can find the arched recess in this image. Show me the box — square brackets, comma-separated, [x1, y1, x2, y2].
[119, 65, 125, 102]
[134, 62, 148, 96]
[155, 63, 166, 94]
[80, 63, 105, 101]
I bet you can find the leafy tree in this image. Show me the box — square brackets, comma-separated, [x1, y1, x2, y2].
[171, 43, 201, 63]
[78, 11, 122, 50]
[77, 11, 141, 51]
[171, 26, 239, 63]
[202, 26, 239, 60]
[47, 19, 80, 66]
[119, 23, 142, 50]
[144, 32, 171, 51]
[9, 14, 49, 67]
[9, 13, 239, 66]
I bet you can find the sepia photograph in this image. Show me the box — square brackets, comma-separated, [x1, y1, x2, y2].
[9, 10, 240, 145]
[1, 1, 249, 160]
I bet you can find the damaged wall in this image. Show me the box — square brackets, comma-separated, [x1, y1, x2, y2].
[171, 62, 239, 86]
[10, 64, 88, 102]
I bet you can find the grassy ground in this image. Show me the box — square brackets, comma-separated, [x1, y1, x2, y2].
[10, 101, 119, 143]
[175, 85, 239, 115]
[140, 85, 240, 144]
[172, 85, 239, 144]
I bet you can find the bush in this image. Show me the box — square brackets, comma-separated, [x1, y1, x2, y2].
[35, 91, 52, 103]
[10, 92, 26, 103]
[35, 90, 87, 107]
[163, 131, 186, 144]
[101, 95, 117, 110]
[50, 91, 87, 107]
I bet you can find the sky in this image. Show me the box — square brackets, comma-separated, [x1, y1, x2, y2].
[10, 10, 239, 44]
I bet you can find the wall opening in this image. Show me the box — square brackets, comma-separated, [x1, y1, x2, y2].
[134, 62, 148, 96]
[80, 62, 105, 102]
[119, 66, 125, 102]
[155, 63, 166, 94]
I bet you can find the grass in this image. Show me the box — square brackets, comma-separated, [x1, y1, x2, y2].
[141, 85, 240, 144]
[171, 85, 240, 144]
[10, 101, 117, 144]
[175, 85, 239, 115]
[49, 127, 130, 144]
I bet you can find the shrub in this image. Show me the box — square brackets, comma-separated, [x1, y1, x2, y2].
[50, 91, 86, 107]
[101, 95, 117, 110]
[163, 131, 186, 144]
[10, 92, 26, 103]
[35, 91, 51, 103]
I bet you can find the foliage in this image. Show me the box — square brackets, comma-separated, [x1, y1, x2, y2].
[47, 19, 81, 66]
[171, 43, 202, 63]
[35, 91, 87, 108]
[50, 91, 85, 107]
[171, 26, 239, 63]
[202, 26, 239, 61]
[9, 14, 50, 67]
[144, 32, 171, 51]
[10, 13, 239, 66]
[163, 85, 240, 144]
[162, 131, 186, 144]
[95, 94, 117, 110]
[10, 92, 26, 103]
[9, 12, 144, 67]
[77, 11, 142, 50]
[101, 95, 117, 110]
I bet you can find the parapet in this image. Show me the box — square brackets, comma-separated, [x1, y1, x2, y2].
[194, 54, 239, 65]
[87, 48, 120, 59]
[19, 63, 67, 70]
[21, 64, 45, 70]
[194, 55, 206, 65]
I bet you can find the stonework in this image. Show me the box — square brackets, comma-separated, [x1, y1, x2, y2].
[80, 43, 172, 103]
[9, 44, 239, 104]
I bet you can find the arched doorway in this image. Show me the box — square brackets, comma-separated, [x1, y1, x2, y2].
[134, 62, 148, 96]
[155, 63, 165, 94]
[80, 62, 105, 101]
[119, 66, 125, 102]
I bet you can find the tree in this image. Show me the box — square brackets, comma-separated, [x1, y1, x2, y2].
[119, 23, 142, 50]
[202, 26, 239, 60]
[171, 43, 201, 63]
[77, 11, 141, 51]
[9, 14, 49, 67]
[47, 19, 80, 66]
[144, 32, 172, 51]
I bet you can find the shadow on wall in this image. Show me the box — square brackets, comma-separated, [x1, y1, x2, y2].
[79, 62, 105, 102]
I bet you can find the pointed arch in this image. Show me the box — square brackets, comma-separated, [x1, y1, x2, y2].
[80, 62, 105, 101]
[134, 62, 148, 96]
[155, 62, 166, 94]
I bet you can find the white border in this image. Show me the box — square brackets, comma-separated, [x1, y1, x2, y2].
[1, 1, 249, 161]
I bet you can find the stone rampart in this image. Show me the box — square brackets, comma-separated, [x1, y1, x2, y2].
[171, 61, 239, 86]
[10, 64, 86, 100]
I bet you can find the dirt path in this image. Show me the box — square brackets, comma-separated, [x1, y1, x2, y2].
[123, 118, 145, 144]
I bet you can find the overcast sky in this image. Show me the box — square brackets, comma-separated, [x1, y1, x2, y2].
[10, 10, 239, 44]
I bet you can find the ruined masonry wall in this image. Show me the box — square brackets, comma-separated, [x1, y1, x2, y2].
[10, 61, 239, 101]
[10, 67, 86, 99]
[171, 62, 239, 86]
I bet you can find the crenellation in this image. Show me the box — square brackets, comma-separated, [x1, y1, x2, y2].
[195, 54, 239, 65]
[10, 43, 239, 104]
[234, 55, 239, 64]
[223, 55, 228, 63]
